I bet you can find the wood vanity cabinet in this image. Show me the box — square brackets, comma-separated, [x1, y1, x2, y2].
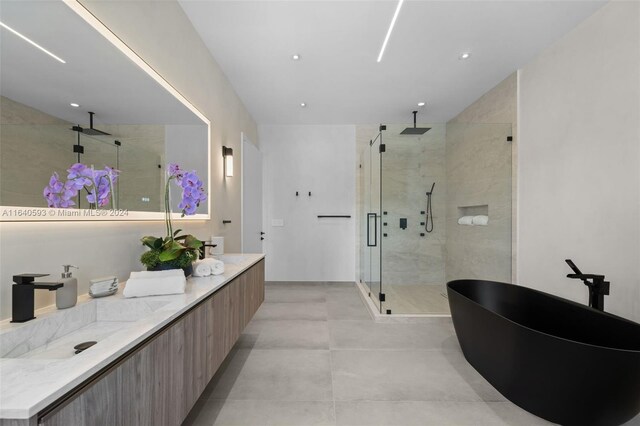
[37, 259, 264, 426]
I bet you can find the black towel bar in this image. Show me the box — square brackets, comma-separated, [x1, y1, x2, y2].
[317, 215, 351, 218]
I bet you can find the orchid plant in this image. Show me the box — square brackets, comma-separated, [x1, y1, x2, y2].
[43, 163, 119, 209]
[140, 163, 207, 272]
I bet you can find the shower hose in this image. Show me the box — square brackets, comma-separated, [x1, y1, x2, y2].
[425, 193, 434, 233]
[425, 183, 435, 233]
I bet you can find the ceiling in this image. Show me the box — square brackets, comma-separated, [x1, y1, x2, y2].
[179, 0, 606, 125]
[0, 1, 203, 126]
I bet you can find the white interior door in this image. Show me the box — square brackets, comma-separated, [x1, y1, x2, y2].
[242, 133, 263, 253]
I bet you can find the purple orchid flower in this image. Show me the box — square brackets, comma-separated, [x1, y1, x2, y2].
[67, 163, 87, 179]
[180, 171, 200, 188]
[43, 173, 65, 208]
[164, 165, 207, 217]
[168, 163, 181, 176]
[43, 164, 120, 209]
[168, 163, 184, 185]
[49, 173, 64, 192]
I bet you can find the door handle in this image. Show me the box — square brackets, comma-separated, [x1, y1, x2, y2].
[260, 232, 265, 235]
[367, 213, 377, 247]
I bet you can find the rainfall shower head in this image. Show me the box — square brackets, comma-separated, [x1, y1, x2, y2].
[400, 111, 430, 135]
[79, 112, 111, 136]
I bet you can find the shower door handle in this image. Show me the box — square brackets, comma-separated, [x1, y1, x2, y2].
[367, 213, 377, 247]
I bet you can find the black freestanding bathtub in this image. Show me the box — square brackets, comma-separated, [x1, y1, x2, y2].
[447, 279, 640, 426]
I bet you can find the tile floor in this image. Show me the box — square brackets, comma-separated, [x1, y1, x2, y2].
[182, 282, 635, 426]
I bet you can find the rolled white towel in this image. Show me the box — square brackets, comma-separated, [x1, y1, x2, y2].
[123, 270, 186, 298]
[457, 216, 474, 226]
[192, 260, 212, 277]
[202, 258, 225, 275]
[472, 215, 489, 226]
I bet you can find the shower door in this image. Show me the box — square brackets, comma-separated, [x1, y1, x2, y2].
[362, 133, 383, 313]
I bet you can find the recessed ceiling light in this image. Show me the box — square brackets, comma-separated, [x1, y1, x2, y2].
[459, 52, 471, 60]
[300, 102, 307, 108]
[292, 54, 301, 61]
[417, 102, 425, 107]
[377, 0, 404, 63]
[70, 103, 80, 108]
[0, 21, 66, 64]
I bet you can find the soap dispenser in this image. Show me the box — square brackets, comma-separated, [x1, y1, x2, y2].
[57, 265, 79, 309]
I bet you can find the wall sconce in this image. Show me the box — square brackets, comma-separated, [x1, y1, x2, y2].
[222, 146, 233, 177]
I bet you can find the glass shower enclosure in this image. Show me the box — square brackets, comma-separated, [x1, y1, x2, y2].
[359, 122, 513, 315]
[361, 127, 384, 312]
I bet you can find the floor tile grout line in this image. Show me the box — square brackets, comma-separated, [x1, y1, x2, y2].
[205, 398, 337, 402]
[329, 350, 462, 353]
[204, 397, 509, 403]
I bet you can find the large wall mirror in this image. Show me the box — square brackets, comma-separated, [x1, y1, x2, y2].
[0, 0, 210, 221]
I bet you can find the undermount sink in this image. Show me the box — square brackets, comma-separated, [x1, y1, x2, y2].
[0, 298, 170, 360]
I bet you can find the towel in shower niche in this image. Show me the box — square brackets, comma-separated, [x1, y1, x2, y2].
[472, 215, 489, 226]
[458, 216, 474, 225]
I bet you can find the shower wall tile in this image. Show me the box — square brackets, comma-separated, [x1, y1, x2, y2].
[356, 73, 516, 294]
[1, 96, 166, 212]
[1, 96, 76, 207]
[445, 73, 516, 284]
[380, 124, 447, 286]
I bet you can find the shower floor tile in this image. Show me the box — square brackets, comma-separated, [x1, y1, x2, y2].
[382, 283, 451, 314]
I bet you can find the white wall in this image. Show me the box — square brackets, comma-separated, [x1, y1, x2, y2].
[518, 1, 640, 321]
[78, 0, 259, 250]
[260, 125, 356, 281]
[0, 0, 257, 320]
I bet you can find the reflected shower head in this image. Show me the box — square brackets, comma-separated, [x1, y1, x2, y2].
[400, 111, 430, 135]
[82, 128, 110, 136]
[81, 112, 111, 136]
[400, 127, 430, 135]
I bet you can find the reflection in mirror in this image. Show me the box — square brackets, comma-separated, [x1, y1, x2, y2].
[0, 0, 209, 219]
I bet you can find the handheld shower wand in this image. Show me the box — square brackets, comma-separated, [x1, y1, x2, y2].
[425, 182, 435, 233]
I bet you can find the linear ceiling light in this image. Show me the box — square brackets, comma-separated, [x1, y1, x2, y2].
[377, 0, 404, 63]
[0, 21, 66, 64]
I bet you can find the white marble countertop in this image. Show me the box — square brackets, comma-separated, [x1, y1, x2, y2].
[0, 253, 265, 419]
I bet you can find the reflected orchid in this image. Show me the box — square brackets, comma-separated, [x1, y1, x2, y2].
[43, 163, 120, 209]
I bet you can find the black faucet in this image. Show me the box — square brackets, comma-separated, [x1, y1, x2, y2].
[11, 274, 63, 323]
[198, 244, 217, 260]
[565, 259, 610, 311]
